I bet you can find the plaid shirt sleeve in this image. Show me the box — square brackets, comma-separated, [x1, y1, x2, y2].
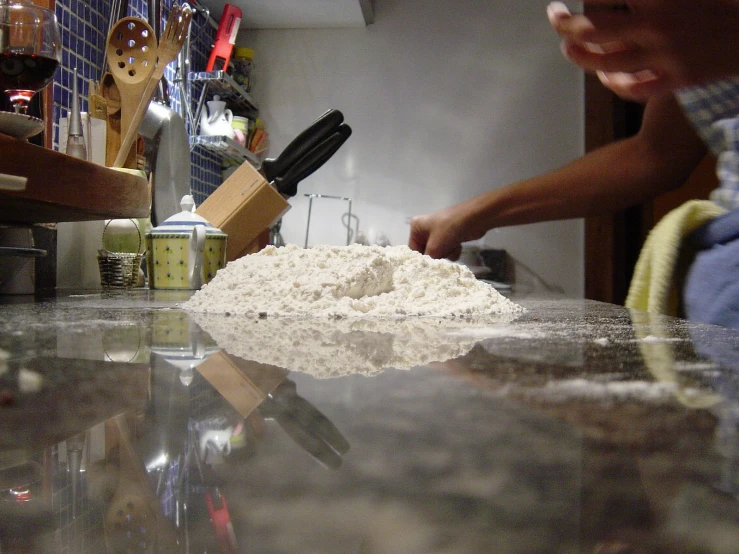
[676, 76, 739, 209]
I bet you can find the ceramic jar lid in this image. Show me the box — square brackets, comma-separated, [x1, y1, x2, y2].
[148, 195, 226, 236]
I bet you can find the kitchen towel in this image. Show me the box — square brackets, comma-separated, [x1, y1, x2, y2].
[626, 199, 726, 316]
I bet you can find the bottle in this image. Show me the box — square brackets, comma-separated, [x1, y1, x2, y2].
[231, 47, 254, 92]
[65, 67, 87, 160]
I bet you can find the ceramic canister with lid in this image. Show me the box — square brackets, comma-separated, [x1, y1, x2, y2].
[146, 195, 227, 290]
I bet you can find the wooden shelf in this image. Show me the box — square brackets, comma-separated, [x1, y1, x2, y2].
[0, 134, 150, 223]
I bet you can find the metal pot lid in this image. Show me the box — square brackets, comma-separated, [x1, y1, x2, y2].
[148, 195, 225, 235]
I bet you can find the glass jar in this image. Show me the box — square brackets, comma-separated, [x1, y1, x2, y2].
[232, 47, 254, 92]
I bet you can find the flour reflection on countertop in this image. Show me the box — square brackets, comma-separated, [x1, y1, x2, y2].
[191, 313, 521, 378]
[526, 378, 681, 404]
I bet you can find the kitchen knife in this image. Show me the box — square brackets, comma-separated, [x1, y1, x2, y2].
[272, 124, 352, 198]
[260, 109, 344, 182]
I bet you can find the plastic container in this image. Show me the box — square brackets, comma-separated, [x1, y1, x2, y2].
[231, 47, 254, 92]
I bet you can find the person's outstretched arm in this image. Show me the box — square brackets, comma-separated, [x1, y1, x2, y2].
[409, 93, 706, 259]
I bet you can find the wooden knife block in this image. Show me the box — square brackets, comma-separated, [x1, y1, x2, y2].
[195, 161, 290, 262]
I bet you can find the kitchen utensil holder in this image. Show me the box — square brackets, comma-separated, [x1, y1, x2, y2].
[97, 219, 146, 289]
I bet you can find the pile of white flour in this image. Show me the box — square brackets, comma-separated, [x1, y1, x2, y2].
[183, 244, 523, 318]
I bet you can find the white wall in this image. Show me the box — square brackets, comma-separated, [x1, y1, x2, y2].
[239, 0, 585, 296]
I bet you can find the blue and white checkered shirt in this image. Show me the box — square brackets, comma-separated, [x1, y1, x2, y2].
[676, 77, 739, 210]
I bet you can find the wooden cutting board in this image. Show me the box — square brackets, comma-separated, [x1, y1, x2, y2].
[0, 134, 150, 223]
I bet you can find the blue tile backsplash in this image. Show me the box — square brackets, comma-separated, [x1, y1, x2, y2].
[52, 0, 223, 207]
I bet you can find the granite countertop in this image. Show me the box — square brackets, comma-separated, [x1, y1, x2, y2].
[0, 290, 738, 553]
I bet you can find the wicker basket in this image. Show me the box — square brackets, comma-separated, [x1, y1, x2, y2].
[97, 250, 146, 289]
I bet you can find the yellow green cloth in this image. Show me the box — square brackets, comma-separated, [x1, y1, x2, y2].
[625, 200, 726, 316]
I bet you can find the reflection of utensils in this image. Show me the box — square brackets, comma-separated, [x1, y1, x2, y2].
[0, 460, 53, 539]
[199, 427, 233, 461]
[113, 4, 191, 169]
[206, 488, 238, 553]
[260, 379, 350, 469]
[106, 17, 158, 169]
[195, 352, 349, 467]
[104, 416, 178, 553]
[66, 432, 87, 520]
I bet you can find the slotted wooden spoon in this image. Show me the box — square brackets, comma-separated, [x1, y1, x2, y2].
[106, 17, 158, 168]
[113, 5, 192, 168]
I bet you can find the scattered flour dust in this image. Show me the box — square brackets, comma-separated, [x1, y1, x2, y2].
[184, 244, 523, 318]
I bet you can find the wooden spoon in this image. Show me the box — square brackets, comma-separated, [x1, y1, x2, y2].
[88, 79, 108, 120]
[113, 5, 192, 168]
[106, 17, 157, 169]
[103, 415, 178, 552]
[101, 72, 122, 167]
[101, 72, 121, 115]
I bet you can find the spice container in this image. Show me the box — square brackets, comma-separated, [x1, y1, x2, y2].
[231, 47, 254, 92]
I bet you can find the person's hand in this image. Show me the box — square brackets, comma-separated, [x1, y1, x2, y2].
[547, 0, 739, 101]
[408, 205, 476, 260]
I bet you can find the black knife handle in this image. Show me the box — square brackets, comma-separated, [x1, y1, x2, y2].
[261, 109, 344, 182]
[274, 124, 352, 197]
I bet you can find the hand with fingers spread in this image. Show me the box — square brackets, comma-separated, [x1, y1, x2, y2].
[409, 203, 476, 262]
[547, 0, 739, 101]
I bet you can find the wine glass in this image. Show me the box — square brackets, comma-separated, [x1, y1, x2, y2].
[0, 0, 61, 114]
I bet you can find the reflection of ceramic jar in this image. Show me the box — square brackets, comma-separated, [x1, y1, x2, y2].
[150, 311, 220, 385]
[146, 195, 227, 290]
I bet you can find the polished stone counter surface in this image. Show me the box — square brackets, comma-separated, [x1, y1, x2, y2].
[0, 291, 738, 553]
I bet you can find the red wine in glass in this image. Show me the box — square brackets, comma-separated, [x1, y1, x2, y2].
[0, 52, 59, 113]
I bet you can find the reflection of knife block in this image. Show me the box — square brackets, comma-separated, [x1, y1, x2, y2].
[195, 161, 289, 261]
[197, 351, 289, 417]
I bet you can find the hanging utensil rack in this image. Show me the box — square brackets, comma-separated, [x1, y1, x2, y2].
[189, 70, 259, 131]
[187, 70, 260, 163]
[189, 134, 260, 165]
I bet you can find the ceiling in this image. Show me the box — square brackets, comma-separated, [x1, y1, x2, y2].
[196, 0, 374, 29]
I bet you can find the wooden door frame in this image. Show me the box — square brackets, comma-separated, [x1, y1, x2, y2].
[583, 74, 648, 304]
[583, 74, 718, 305]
